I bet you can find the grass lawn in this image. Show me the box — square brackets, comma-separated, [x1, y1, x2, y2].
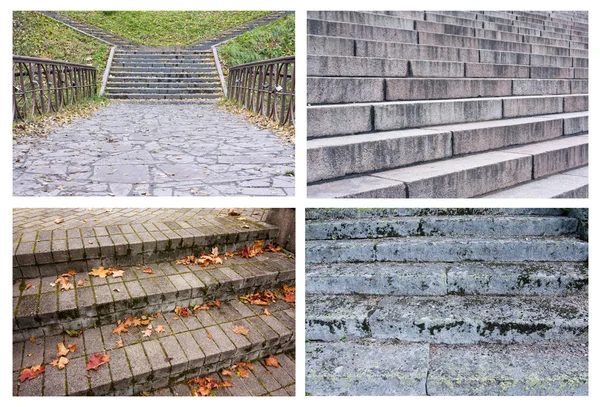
[219, 14, 294, 69]
[62, 11, 272, 47]
[13, 11, 110, 87]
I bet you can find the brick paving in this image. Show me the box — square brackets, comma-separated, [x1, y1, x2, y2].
[13, 101, 295, 196]
[14, 298, 295, 396]
[13, 208, 280, 278]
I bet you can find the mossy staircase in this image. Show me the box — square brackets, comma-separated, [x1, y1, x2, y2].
[305, 208, 588, 396]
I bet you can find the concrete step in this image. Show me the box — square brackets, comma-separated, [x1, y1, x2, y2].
[109, 67, 216, 73]
[305, 235, 588, 263]
[305, 208, 568, 220]
[308, 77, 587, 104]
[305, 293, 587, 344]
[306, 261, 586, 296]
[105, 87, 222, 95]
[106, 81, 221, 88]
[306, 341, 587, 396]
[308, 95, 587, 137]
[13, 215, 278, 279]
[483, 166, 588, 198]
[109, 72, 218, 79]
[307, 19, 418, 43]
[112, 62, 215, 68]
[106, 94, 221, 100]
[13, 252, 295, 340]
[13, 296, 294, 396]
[115, 50, 213, 56]
[306, 215, 579, 240]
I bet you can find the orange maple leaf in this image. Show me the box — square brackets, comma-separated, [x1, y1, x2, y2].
[221, 368, 232, 377]
[86, 354, 110, 371]
[155, 325, 165, 333]
[89, 267, 112, 278]
[67, 344, 77, 353]
[265, 354, 279, 368]
[112, 322, 128, 336]
[19, 364, 44, 382]
[142, 267, 153, 274]
[57, 342, 69, 357]
[232, 325, 249, 336]
[50, 356, 69, 370]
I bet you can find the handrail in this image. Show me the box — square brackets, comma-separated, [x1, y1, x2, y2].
[100, 46, 116, 96]
[13, 55, 97, 121]
[227, 55, 295, 127]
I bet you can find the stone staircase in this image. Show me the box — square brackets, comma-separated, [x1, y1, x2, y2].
[307, 11, 588, 198]
[13, 208, 295, 396]
[305, 208, 588, 396]
[39, 11, 292, 100]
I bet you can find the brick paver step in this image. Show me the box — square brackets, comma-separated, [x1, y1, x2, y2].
[13, 251, 295, 340]
[154, 351, 295, 396]
[305, 293, 587, 344]
[306, 341, 587, 396]
[13, 208, 279, 279]
[13, 296, 295, 396]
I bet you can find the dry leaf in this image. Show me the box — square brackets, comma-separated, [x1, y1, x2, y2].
[89, 267, 112, 278]
[265, 354, 279, 368]
[232, 325, 249, 336]
[57, 342, 69, 357]
[142, 267, 153, 274]
[111, 269, 125, 278]
[155, 325, 165, 333]
[29, 337, 35, 343]
[67, 270, 76, 276]
[86, 354, 110, 371]
[54, 218, 64, 224]
[51, 356, 69, 370]
[67, 344, 77, 353]
[207, 332, 212, 339]
[77, 279, 87, 287]
[19, 364, 45, 382]
[237, 367, 250, 378]
[228, 209, 242, 216]
[219, 380, 234, 388]
[142, 327, 153, 337]
[25, 283, 33, 290]
[222, 368, 232, 377]
[116, 339, 123, 348]
[264, 308, 271, 316]
[112, 322, 128, 336]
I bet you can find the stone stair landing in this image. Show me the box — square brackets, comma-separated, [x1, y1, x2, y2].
[307, 10, 589, 198]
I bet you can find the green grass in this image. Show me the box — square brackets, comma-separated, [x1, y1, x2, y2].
[62, 11, 272, 47]
[13, 11, 110, 87]
[219, 14, 294, 69]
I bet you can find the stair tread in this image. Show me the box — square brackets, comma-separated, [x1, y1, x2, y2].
[14, 296, 295, 396]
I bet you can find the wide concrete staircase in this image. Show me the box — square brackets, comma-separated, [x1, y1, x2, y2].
[13, 208, 295, 396]
[307, 11, 588, 198]
[305, 208, 588, 396]
[39, 11, 292, 100]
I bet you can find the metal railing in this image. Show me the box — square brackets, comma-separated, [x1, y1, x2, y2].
[13, 55, 97, 121]
[227, 56, 294, 126]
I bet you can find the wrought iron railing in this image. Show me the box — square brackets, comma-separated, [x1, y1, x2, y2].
[13, 55, 97, 121]
[227, 56, 295, 126]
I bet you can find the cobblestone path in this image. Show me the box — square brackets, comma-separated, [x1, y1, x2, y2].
[13, 101, 295, 196]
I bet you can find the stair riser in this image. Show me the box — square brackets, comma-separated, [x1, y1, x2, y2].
[109, 73, 218, 78]
[106, 94, 221, 99]
[106, 82, 221, 88]
[110, 67, 216, 73]
[305, 208, 567, 220]
[14, 229, 278, 279]
[306, 217, 578, 240]
[105, 88, 221, 94]
[306, 239, 588, 263]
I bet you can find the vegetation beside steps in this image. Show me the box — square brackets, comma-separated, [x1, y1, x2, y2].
[13, 11, 110, 86]
[62, 11, 272, 47]
[219, 14, 295, 71]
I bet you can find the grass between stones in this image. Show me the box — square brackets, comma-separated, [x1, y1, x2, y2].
[13, 11, 110, 89]
[62, 11, 272, 47]
[219, 14, 295, 69]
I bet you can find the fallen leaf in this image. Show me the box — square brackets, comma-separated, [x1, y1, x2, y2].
[172, 316, 179, 320]
[222, 368, 232, 377]
[64, 329, 82, 337]
[77, 279, 87, 286]
[265, 354, 279, 368]
[57, 342, 69, 357]
[19, 364, 45, 382]
[193, 303, 210, 312]
[265, 244, 283, 252]
[155, 325, 165, 333]
[116, 339, 123, 348]
[27, 353, 32, 357]
[113, 288, 121, 292]
[174, 305, 191, 317]
[67, 344, 77, 353]
[142, 327, 153, 337]
[211, 300, 221, 308]
[225, 252, 235, 257]
[50, 356, 69, 370]
[25, 283, 33, 290]
[55, 275, 73, 291]
[54, 218, 64, 224]
[142, 267, 153, 274]
[228, 209, 242, 216]
[207, 332, 212, 339]
[67, 270, 76, 276]
[86, 354, 110, 370]
[264, 308, 271, 316]
[237, 367, 249, 378]
[240, 291, 275, 306]
[232, 325, 249, 336]
[219, 380, 234, 388]
[29, 337, 35, 343]
[112, 322, 128, 336]
[111, 269, 125, 278]
[89, 267, 112, 278]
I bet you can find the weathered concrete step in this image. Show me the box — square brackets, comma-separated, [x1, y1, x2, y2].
[306, 341, 429, 396]
[115, 50, 213, 55]
[306, 215, 578, 240]
[483, 166, 588, 198]
[13, 296, 294, 396]
[428, 343, 587, 396]
[305, 236, 588, 263]
[305, 208, 568, 220]
[105, 87, 222, 95]
[306, 261, 587, 296]
[307, 18, 418, 43]
[13, 253, 295, 339]
[305, 294, 587, 344]
[107, 76, 219, 83]
[308, 77, 587, 104]
[13, 219, 278, 279]
[106, 94, 221, 100]
[307, 94, 588, 137]
[112, 62, 215, 68]
[306, 341, 587, 396]
[110, 67, 216, 73]
[307, 11, 415, 30]
[109, 72, 218, 79]
[113, 56, 214, 62]
[106, 81, 221, 88]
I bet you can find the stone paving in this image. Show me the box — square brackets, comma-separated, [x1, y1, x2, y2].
[13, 101, 295, 196]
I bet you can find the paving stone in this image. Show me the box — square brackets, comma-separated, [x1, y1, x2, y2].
[66, 356, 91, 395]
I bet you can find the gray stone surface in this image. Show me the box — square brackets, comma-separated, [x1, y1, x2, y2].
[306, 341, 429, 396]
[386, 78, 512, 100]
[482, 167, 588, 198]
[465, 62, 529, 78]
[307, 55, 408, 77]
[307, 77, 384, 104]
[428, 344, 588, 395]
[503, 95, 564, 117]
[307, 175, 405, 199]
[307, 104, 372, 138]
[13, 102, 294, 196]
